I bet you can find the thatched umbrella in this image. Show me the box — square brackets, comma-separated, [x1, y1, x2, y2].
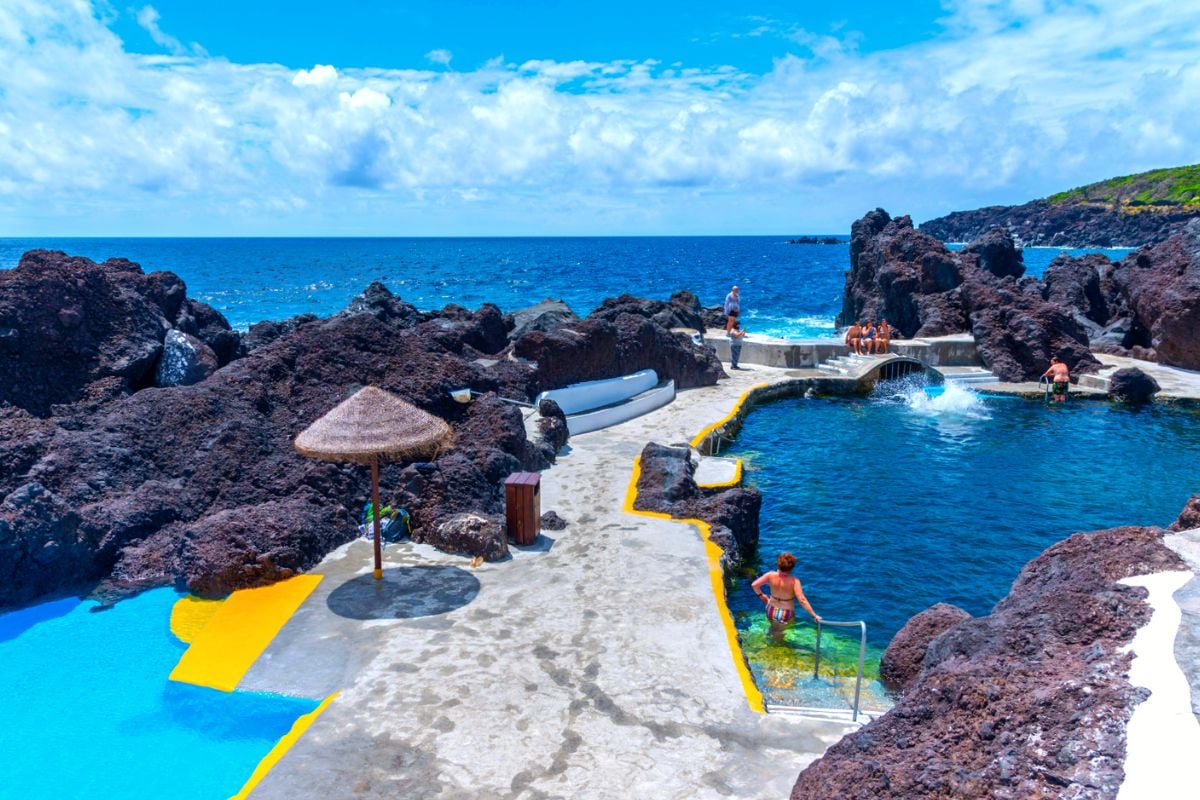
[295, 386, 452, 580]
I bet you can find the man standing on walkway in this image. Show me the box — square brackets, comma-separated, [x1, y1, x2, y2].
[723, 285, 740, 332]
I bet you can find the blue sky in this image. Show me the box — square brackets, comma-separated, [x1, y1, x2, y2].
[108, 1, 948, 72]
[1, 1, 1198, 235]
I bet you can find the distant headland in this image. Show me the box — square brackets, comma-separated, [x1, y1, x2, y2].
[921, 164, 1200, 247]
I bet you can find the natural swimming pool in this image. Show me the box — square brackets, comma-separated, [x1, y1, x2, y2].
[0, 588, 319, 799]
[725, 380, 1200, 709]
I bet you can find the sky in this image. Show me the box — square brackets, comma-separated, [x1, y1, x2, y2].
[1, 0, 1198, 236]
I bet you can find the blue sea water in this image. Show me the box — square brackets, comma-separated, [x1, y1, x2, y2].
[0, 588, 318, 800]
[726, 382, 1200, 653]
[0, 238, 1131, 338]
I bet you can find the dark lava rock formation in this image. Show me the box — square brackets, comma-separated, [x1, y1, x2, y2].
[878, 602, 972, 693]
[632, 443, 759, 569]
[514, 294, 724, 391]
[920, 200, 1199, 248]
[792, 524, 1187, 800]
[1107, 368, 1160, 405]
[0, 250, 238, 414]
[1169, 494, 1200, 532]
[838, 210, 1101, 381]
[0, 251, 723, 609]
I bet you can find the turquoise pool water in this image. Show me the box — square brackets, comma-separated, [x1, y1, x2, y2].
[726, 381, 1200, 706]
[0, 588, 318, 799]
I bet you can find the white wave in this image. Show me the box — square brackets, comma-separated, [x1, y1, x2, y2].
[905, 381, 990, 418]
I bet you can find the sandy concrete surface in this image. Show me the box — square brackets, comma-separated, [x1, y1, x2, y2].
[242, 364, 857, 800]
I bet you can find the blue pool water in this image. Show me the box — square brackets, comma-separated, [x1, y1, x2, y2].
[725, 381, 1200, 700]
[0, 588, 318, 799]
[0, 238, 1130, 338]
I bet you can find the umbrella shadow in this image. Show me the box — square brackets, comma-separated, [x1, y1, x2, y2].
[326, 565, 480, 620]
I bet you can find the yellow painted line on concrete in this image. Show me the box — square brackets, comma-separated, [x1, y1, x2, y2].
[689, 383, 771, 450]
[695, 457, 743, 490]
[170, 595, 225, 644]
[169, 574, 324, 692]
[229, 691, 341, 800]
[623, 455, 766, 714]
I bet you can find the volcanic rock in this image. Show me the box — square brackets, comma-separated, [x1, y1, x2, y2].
[588, 291, 707, 333]
[1169, 494, 1200, 532]
[540, 510, 568, 531]
[959, 227, 1025, 280]
[792, 525, 1187, 800]
[878, 602, 971, 693]
[839, 210, 1100, 380]
[505, 298, 580, 341]
[920, 199, 1199, 248]
[175, 299, 241, 366]
[427, 513, 508, 562]
[633, 443, 760, 567]
[1107, 367, 1160, 405]
[1109, 221, 1200, 370]
[156, 330, 219, 387]
[242, 313, 320, 354]
[514, 312, 725, 393]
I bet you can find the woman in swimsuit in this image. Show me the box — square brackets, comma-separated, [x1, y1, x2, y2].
[751, 552, 820, 636]
[877, 319, 892, 354]
[863, 321, 877, 354]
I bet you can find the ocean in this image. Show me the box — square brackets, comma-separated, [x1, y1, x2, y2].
[0, 237, 1133, 338]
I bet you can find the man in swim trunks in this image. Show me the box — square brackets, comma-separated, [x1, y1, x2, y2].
[844, 321, 864, 355]
[724, 285, 740, 333]
[1042, 356, 1071, 402]
[752, 552, 820, 637]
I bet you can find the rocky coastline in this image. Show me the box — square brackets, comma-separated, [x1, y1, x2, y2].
[840, 209, 1200, 377]
[0, 250, 724, 609]
[920, 200, 1200, 248]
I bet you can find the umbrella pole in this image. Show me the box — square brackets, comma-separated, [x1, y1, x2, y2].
[371, 454, 383, 580]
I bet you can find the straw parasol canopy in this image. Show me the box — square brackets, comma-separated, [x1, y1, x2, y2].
[295, 386, 452, 579]
[295, 385, 452, 464]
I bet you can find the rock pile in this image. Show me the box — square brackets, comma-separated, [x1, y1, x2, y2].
[0, 251, 723, 609]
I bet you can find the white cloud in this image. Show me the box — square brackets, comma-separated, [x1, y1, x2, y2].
[425, 48, 452, 66]
[293, 64, 338, 88]
[135, 5, 203, 56]
[0, 0, 1198, 234]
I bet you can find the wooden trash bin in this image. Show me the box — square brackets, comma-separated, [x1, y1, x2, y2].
[504, 472, 541, 545]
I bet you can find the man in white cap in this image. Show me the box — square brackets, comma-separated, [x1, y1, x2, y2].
[723, 285, 740, 333]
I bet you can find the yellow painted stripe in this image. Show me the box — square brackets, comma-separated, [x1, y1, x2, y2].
[229, 691, 341, 800]
[689, 382, 771, 450]
[623, 455, 766, 714]
[169, 574, 323, 692]
[169, 595, 225, 644]
[695, 457, 743, 490]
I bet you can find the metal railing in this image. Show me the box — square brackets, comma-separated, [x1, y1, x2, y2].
[811, 619, 868, 722]
[1038, 375, 1051, 401]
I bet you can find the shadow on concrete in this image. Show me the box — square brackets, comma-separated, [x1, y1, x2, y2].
[512, 532, 556, 553]
[326, 565, 480, 620]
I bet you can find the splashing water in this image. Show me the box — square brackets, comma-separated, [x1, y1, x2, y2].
[872, 374, 991, 420]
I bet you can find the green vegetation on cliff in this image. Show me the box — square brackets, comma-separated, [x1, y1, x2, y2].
[1047, 164, 1200, 211]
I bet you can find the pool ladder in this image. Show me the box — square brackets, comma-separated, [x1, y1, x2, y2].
[798, 619, 868, 723]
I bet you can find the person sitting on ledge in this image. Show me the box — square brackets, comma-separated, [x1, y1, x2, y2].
[729, 321, 747, 370]
[1043, 356, 1071, 402]
[844, 321, 864, 355]
[876, 319, 892, 354]
[863, 320, 877, 354]
[752, 552, 820, 637]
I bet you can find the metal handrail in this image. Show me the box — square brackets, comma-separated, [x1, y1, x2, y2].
[1038, 375, 1051, 402]
[811, 619, 868, 722]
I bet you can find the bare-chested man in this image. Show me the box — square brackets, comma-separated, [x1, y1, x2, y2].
[845, 321, 864, 355]
[1042, 356, 1070, 402]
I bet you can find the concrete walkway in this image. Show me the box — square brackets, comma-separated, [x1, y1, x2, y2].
[243, 364, 856, 800]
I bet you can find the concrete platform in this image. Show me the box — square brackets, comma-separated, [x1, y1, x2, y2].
[243, 364, 857, 800]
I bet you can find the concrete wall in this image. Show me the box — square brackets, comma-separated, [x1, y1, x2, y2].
[704, 333, 981, 369]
